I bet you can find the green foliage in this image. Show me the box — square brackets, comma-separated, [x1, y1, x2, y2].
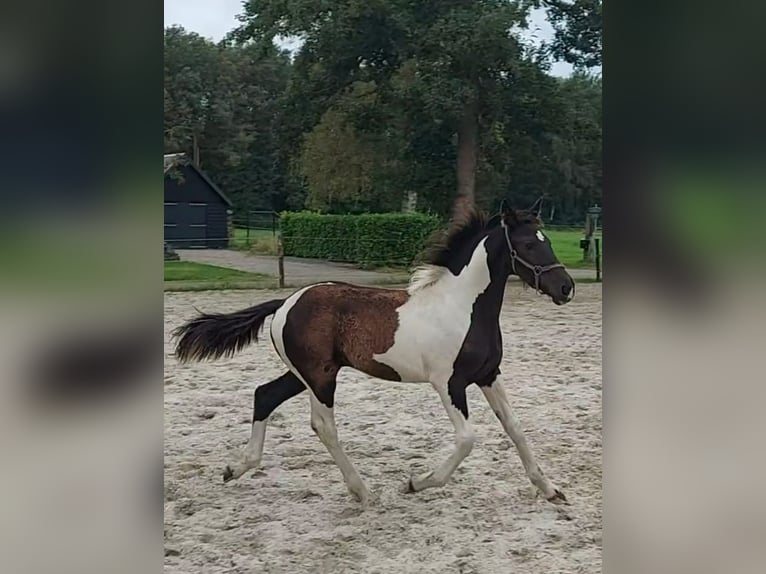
[479, 69, 602, 223]
[299, 106, 395, 213]
[236, 0, 535, 215]
[164, 26, 292, 216]
[280, 212, 443, 267]
[544, 0, 602, 70]
[163, 26, 220, 150]
[295, 82, 409, 214]
[164, 4, 602, 227]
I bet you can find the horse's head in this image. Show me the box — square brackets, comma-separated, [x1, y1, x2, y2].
[499, 199, 575, 305]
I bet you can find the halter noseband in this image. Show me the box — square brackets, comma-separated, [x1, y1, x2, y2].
[503, 223, 564, 293]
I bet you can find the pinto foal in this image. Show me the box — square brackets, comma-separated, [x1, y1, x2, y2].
[174, 205, 574, 504]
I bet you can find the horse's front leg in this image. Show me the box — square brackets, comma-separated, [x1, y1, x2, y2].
[479, 376, 566, 502]
[407, 378, 475, 492]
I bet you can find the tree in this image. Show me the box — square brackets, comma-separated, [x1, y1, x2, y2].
[550, 72, 602, 220]
[163, 26, 220, 160]
[165, 5, 602, 225]
[472, 61, 601, 224]
[234, 0, 536, 219]
[164, 26, 292, 217]
[543, 0, 602, 70]
[296, 81, 405, 213]
[299, 107, 376, 212]
[201, 42, 292, 215]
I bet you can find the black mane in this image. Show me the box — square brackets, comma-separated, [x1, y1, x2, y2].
[420, 208, 541, 269]
[421, 209, 498, 268]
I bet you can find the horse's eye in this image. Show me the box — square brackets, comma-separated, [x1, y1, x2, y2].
[524, 242, 535, 250]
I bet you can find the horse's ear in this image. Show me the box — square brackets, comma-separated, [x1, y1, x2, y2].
[500, 200, 519, 227]
[528, 196, 543, 218]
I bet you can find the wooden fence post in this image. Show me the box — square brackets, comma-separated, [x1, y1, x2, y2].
[595, 237, 601, 282]
[277, 237, 285, 288]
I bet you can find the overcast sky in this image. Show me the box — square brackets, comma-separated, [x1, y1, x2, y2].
[164, 0, 574, 77]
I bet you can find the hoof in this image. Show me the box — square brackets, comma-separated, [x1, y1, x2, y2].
[546, 488, 567, 503]
[401, 477, 417, 494]
[350, 488, 371, 506]
[404, 471, 434, 493]
[222, 465, 234, 483]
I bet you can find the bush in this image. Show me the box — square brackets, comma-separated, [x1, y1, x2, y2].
[280, 212, 444, 267]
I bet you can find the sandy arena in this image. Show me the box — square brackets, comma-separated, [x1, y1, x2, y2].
[164, 282, 602, 573]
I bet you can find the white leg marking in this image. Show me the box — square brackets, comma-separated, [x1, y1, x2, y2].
[224, 285, 327, 484]
[309, 395, 370, 503]
[481, 380, 564, 501]
[223, 419, 266, 482]
[409, 382, 475, 491]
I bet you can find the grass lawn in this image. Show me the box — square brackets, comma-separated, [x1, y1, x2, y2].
[164, 261, 275, 291]
[544, 228, 598, 269]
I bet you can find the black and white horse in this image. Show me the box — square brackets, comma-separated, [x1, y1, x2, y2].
[174, 202, 574, 505]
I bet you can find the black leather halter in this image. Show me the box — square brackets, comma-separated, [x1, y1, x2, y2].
[503, 223, 564, 293]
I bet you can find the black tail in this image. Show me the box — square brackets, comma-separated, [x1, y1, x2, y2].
[173, 299, 285, 362]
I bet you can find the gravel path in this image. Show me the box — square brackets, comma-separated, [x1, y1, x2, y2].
[176, 250, 409, 286]
[164, 282, 602, 573]
[176, 249, 598, 287]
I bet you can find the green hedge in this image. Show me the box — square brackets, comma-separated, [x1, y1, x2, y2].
[280, 212, 444, 267]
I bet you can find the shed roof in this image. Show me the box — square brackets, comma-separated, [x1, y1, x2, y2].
[164, 153, 232, 206]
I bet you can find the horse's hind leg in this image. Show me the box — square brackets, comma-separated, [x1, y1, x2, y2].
[479, 376, 565, 502]
[408, 379, 475, 492]
[307, 378, 370, 504]
[223, 371, 305, 482]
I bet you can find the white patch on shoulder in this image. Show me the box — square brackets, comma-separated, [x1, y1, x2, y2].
[536, 230, 545, 242]
[374, 238, 492, 383]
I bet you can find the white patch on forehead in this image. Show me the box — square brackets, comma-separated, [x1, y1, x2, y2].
[536, 230, 545, 242]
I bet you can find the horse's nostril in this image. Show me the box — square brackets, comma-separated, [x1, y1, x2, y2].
[561, 284, 571, 296]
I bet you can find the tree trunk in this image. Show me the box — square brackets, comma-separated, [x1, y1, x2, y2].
[192, 133, 200, 166]
[453, 100, 479, 221]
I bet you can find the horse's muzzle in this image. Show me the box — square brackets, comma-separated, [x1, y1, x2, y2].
[549, 272, 575, 305]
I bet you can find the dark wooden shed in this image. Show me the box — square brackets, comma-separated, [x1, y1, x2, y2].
[164, 153, 232, 249]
